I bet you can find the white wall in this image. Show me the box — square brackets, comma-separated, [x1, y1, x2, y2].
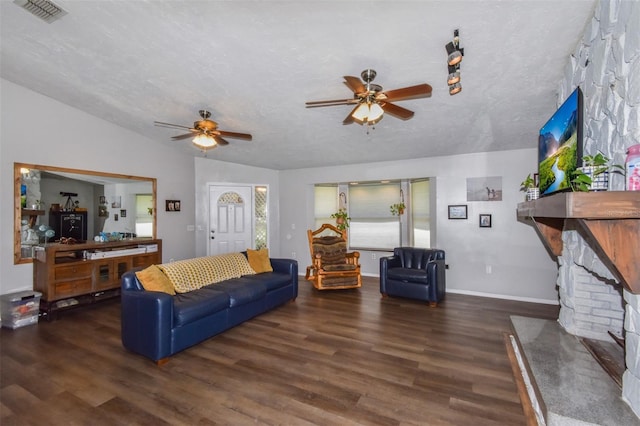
[194, 157, 280, 257]
[1, 79, 196, 295]
[1, 78, 559, 303]
[279, 149, 560, 303]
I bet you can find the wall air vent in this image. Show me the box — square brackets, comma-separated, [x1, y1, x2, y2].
[14, 0, 67, 23]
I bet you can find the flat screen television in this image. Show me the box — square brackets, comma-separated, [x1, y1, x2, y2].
[538, 87, 583, 196]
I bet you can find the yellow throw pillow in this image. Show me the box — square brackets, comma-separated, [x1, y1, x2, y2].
[135, 265, 176, 295]
[247, 248, 273, 273]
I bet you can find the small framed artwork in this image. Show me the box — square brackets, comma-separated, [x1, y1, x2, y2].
[111, 196, 121, 208]
[166, 200, 181, 212]
[448, 204, 468, 219]
[120, 209, 126, 218]
[479, 214, 492, 228]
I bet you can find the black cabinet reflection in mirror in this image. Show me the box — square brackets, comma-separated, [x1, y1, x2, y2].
[14, 162, 157, 265]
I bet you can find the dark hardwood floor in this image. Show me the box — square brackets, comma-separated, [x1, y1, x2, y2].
[1, 276, 558, 425]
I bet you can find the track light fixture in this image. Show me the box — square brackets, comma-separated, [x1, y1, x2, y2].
[446, 29, 463, 95]
[448, 82, 462, 96]
[447, 65, 460, 85]
[445, 29, 463, 66]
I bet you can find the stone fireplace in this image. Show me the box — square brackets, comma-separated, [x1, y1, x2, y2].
[558, 227, 639, 417]
[518, 0, 640, 424]
[552, 0, 640, 417]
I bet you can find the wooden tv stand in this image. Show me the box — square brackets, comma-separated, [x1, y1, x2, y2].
[33, 239, 162, 319]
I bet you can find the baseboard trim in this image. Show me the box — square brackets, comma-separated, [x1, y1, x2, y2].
[446, 288, 559, 305]
[298, 274, 559, 305]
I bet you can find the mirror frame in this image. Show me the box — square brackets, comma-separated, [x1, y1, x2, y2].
[14, 162, 157, 264]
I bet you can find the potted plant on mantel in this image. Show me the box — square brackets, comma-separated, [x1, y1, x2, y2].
[330, 208, 350, 231]
[571, 152, 624, 192]
[520, 174, 539, 201]
[390, 202, 406, 216]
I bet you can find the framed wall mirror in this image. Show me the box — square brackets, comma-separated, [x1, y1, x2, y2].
[14, 162, 157, 264]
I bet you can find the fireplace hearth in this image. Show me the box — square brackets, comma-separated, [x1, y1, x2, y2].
[509, 316, 639, 425]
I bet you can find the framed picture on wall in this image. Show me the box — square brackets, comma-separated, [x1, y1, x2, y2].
[166, 200, 181, 212]
[448, 204, 468, 219]
[479, 214, 492, 228]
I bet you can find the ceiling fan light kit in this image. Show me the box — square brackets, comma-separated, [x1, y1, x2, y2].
[352, 102, 384, 125]
[446, 29, 464, 95]
[192, 134, 217, 150]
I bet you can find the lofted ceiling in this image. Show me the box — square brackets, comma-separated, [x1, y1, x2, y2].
[0, 0, 598, 170]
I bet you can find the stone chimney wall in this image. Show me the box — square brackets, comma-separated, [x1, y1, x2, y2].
[556, 0, 640, 417]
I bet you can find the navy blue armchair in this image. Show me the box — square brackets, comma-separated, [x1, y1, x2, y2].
[380, 247, 446, 307]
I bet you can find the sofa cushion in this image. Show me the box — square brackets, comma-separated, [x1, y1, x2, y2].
[173, 287, 230, 327]
[135, 265, 176, 295]
[387, 267, 428, 283]
[158, 253, 256, 293]
[242, 271, 291, 292]
[208, 278, 267, 307]
[247, 248, 273, 273]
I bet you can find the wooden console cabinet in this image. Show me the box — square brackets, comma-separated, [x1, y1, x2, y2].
[33, 239, 162, 318]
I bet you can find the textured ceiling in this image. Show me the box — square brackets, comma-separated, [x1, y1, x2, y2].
[0, 0, 597, 170]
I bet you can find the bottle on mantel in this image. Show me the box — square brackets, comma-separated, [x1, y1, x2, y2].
[626, 144, 640, 191]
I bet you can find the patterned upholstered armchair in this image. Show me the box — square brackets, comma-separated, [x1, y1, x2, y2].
[305, 223, 361, 290]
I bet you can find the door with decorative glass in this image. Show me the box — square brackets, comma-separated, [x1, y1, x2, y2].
[208, 185, 253, 256]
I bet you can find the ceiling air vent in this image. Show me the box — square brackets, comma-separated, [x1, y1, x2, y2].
[14, 0, 67, 23]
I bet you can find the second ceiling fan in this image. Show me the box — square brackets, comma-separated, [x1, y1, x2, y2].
[306, 69, 432, 125]
[154, 110, 252, 151]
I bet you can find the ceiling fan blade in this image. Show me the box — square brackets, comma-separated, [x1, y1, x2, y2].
[217, 130, 252, 140]
[171, 132, 198, 140]
[377, 84, 433, 102]
[154, 121, 192, 130]
[305, 99, 356, 107]
[342, 104, 361, 125]
[343, 76, 366, 94]
[214, 136, 230, 146]
[380, 102, 415, 120]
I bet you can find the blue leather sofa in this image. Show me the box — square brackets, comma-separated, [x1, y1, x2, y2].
[380, 247, 446, 306]
[121, 257, 298, 364]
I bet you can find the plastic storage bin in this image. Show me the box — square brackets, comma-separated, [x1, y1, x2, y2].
[1, 291, 42, 329]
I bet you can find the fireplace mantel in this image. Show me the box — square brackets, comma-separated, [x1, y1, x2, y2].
[517, 191, 640, 294]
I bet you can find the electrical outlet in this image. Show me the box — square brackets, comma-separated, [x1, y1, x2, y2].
[371, 253, 376, 260]
[291, 252, 296, 258]
[486, 265, 492, 274]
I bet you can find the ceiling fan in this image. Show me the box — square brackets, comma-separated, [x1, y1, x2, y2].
[305, 69, 432, 125]
[154, 110, 252, 151]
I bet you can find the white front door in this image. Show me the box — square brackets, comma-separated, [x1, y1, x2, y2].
[208, 185, 253, 256]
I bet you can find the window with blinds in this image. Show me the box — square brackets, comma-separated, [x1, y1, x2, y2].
[135, 194, 153, 237]
[349, 182, 400, 250]
[314, 185, 338, 229]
